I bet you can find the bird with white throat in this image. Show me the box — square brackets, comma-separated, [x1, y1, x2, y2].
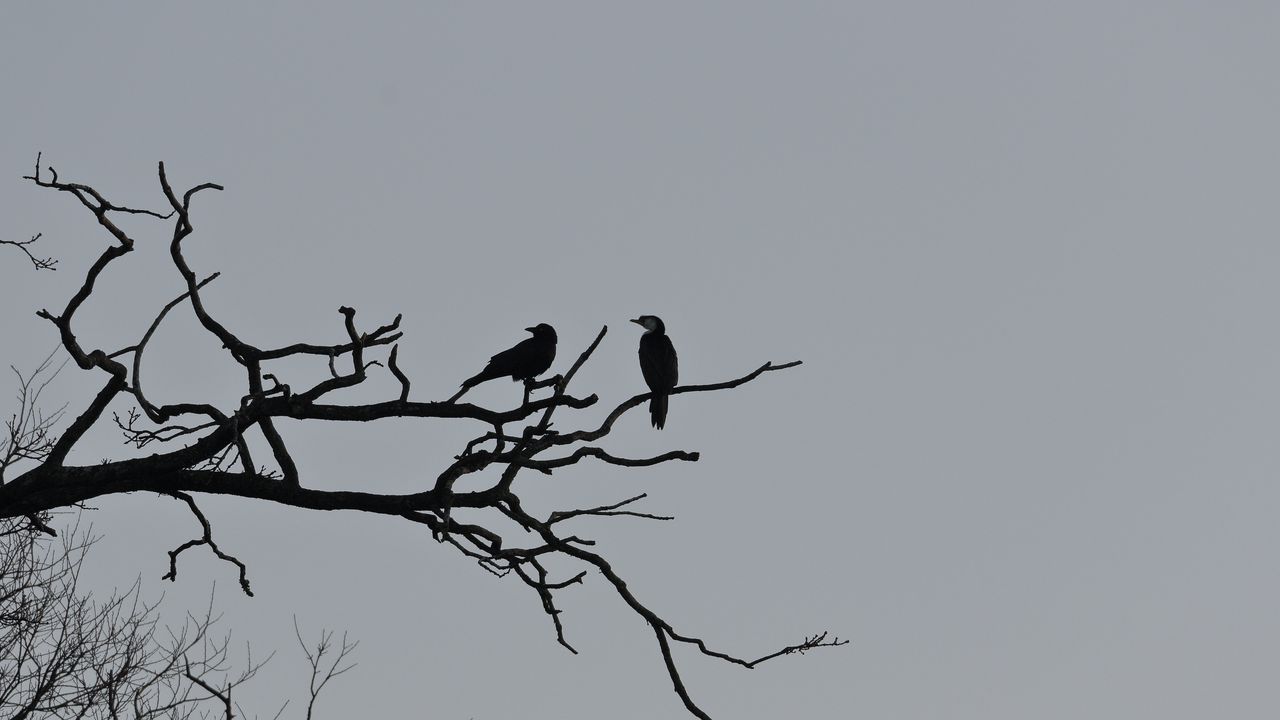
[630, 315, 678, 429]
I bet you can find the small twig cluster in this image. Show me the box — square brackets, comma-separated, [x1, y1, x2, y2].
[1, 349, 68, 485]
[0, 515, 270, 719]
[0, 231, 57, 270]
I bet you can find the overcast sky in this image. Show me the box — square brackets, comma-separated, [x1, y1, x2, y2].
[4, 3, 1280, 718]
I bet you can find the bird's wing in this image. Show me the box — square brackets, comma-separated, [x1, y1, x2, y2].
[668, 337, 678, 387]
[486, 344, 519, 367]
[640, 335, 678, 392]
[484, 336, 537, 373]
[492, 336, 536, 364]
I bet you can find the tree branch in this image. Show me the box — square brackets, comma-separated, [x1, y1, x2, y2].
[548, 493, 674, 524]
[518, 447, 699, 472]
[161, 491, 253, 597]
[4, 159, 836, 718]
[1, 233, 56, 270]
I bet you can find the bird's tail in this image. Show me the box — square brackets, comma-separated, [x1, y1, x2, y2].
[449, 371, 489, 403]
[449, 376, 481, 403]
[650, 393, 668, 429]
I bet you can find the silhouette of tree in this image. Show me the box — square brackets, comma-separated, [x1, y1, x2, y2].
[0, 512, 355, 719]
[1, 155, 843, 719]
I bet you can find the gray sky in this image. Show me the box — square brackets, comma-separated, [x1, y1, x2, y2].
[4, 2, 1280, 718]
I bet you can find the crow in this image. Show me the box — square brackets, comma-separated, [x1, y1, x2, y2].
[449, 323, 557, 403]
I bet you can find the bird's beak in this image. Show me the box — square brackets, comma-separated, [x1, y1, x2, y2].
[525, 326, 536, 333]
[629, 318, 643, 326]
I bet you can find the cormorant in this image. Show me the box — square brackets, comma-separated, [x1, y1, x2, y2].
[449, 323, 557, 403]
[631, 315, 678, 429]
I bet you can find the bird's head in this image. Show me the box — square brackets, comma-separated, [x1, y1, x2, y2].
[630, 315, 665, 334]
[525, 323, 557, 341]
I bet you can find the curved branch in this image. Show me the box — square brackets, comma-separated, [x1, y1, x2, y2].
[162, 491, 253, 597]
[158, 162, 248, 365]
[387, 345, 411, 403]
[552, 360, 802, 447]
[130, 273, 220, 421]
[518, 448, 699, 472]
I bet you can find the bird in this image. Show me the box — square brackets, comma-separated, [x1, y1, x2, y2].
[631, 315, 678, 429]
[449, 323, 557, 403]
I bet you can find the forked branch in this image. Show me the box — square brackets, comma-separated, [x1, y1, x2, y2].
[162, 491, 253, 597]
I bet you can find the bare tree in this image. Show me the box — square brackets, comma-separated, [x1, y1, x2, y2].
[1, 155, 844, 719]
[1, 357, 356, 720]
[0, 513, 355, 720]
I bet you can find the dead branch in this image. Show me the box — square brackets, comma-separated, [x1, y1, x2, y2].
[548, 493, 674, 524]
[161, 492, 253, 597]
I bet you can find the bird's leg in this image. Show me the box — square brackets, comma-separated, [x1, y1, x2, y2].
[435, 493, 454, 544]
[526, 374, 562, 392]
[522, 374, 561, 406]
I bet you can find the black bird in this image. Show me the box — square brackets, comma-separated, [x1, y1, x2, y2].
[631, 315, 678, 429]
[449, 323, 557, 403]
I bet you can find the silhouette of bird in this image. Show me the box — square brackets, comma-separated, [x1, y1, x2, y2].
[631, 315, 678, 429]
[449, 323, 557, 403]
